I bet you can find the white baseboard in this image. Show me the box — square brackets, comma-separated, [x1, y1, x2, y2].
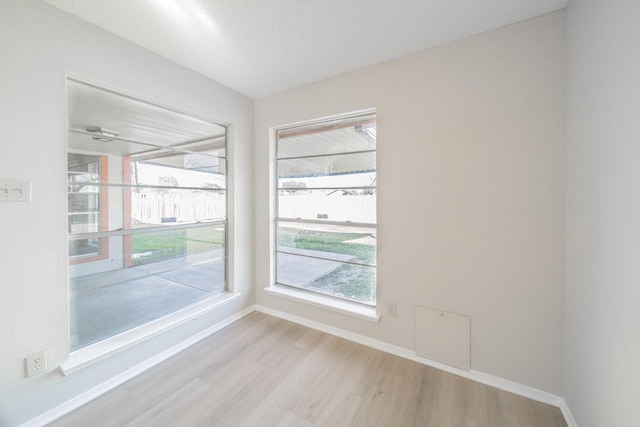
[20, 306, 255, 427]
[560, 398, 579, 427]
[24, 304, 578, 427]
[255, 304, 572, 414]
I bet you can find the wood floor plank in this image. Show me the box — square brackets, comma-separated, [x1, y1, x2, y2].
[48, 312, 567, 427]
[314, 388, 363, 427]
[287, 335, 358, 422]
[205, 334, 307, 426]
[123, 377, 210, 427]
[48, 386, 134, 427]
[422, 366, 465, 426]
[276, 410, 314, 427]
[350, 352, 404, 426]
[496, 388, 521, 427]
[123, 311, 266, 397]
[337, 343, 379, 397]
[233, 333, 344, 426]
[293, 328, 325, 351]
[392, 358, 432, 426]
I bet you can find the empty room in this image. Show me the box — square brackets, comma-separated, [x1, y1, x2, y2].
[0, 0, 638, 426]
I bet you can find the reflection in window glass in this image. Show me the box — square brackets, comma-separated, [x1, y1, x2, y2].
[67, 154, 104, 258]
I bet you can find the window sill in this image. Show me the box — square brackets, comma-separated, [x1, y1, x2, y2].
[60, 292, 241, 376]
[264, 285, 380, 323]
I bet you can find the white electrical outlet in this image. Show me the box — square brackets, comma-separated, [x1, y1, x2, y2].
[26, 350, 47, 377]
[387, 303, 397, 317]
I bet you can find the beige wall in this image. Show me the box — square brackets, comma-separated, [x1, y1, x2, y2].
[565, 0, 640, 425]
[0, 1, 254, 424]
[255, 11, 566, 394]
[0, 2, 575, 424]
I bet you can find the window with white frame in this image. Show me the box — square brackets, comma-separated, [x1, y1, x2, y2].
[275, 112, 377, 305]
[67, 79, 227, 351]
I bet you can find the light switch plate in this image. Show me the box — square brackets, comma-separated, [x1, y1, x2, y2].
[0, 179, 31, 202]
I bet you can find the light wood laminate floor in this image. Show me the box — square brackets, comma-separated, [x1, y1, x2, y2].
[50, 312, 567, 426]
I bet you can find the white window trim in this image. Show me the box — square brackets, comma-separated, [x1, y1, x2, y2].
[66, 77, 231, 355]
[270, 109, 378, 313]
[265, 284, 379, 322]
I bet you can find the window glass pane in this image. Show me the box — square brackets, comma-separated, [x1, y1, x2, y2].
[67, 132, 154, 157]
[278, 221, 376, 266]
[278, 151, 375, 179]
[132, 154, 226, 188]
[132, 138, 226, 162]
[130, 225, 225, 267]
[69, 225, 225, 351]
[67, 79, 227, 351]
[68, 193, 100, 214]
[277, 114, 376, 158]
[278, 189, 375, 223]
[68, 213, 101, 234]
[68, 153, 103, 244]
[275, 112, 377, 306]
[277, 253, 376, 305]
[68, 153, 101, 174]
[278, 170, 375, 190]
[69, 237, 102, 258]
[129, 188, 225, 228]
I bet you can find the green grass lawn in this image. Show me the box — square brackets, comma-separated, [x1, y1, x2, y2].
[131, 226, 225, 266]
[278, 227, 376, 265]
[278, 226, 377, 304]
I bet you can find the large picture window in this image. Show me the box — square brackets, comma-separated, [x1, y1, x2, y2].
[275, 112, 377, 305]
[67, 79, 227, 351]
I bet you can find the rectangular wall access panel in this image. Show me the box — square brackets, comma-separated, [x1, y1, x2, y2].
[415, 306, 471, 370]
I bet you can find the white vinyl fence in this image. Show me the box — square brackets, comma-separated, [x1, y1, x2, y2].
[131, 191, 225, 225]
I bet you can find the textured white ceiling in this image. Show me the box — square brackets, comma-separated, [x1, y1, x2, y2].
[43, 0, 569, 99]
